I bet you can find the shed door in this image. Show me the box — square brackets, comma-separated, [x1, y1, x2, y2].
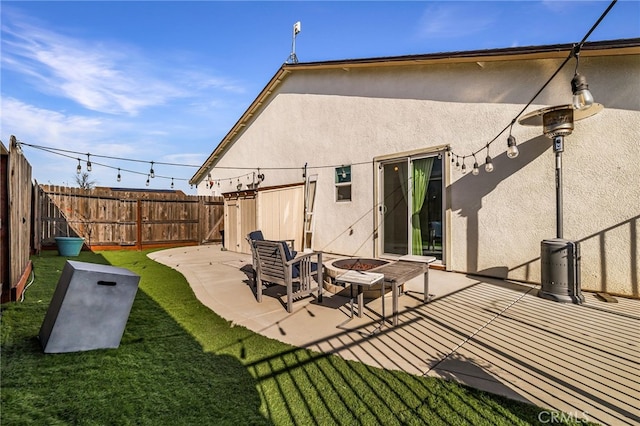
[258, 185, 304, 251]
[224, 194, 256, 254]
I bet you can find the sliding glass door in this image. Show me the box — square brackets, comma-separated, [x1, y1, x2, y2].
[381, 154, 443, 260]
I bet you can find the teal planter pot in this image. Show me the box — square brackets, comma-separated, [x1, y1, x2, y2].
[55, 237, 85, 257]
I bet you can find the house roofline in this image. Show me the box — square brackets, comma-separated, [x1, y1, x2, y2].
[281, 38, 640, 70]
[190, 38, 640, 185]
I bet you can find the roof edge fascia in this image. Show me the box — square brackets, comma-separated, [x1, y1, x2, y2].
[190, 38, 639, 184]
[285, 38, 640, 71]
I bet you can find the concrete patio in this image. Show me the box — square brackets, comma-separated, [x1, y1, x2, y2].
[149, 244, 639, 426]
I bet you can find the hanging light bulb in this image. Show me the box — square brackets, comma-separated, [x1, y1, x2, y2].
[507, 135, 519, 159]
[117, 168, 121, 182]
[472, 161, 480, 176]
[570, 47, 594, 110]
[461, 160, 467, 174]
[341, 168, 347, 179]
[149, 162, 155, 178]
[571, 74, 594, 110]
[485, 156, 494, 173]
[86, 154, 92, 172]
[485, 145, 494, 173]
[171, 178, 174, 189]
[76, 158, 82, 174]
[146, 175, 150, 186]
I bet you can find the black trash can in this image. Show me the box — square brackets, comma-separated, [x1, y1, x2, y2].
[539, 238, 584, 304]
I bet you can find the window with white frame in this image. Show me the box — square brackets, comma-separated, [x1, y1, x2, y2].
[335, 166, 352, 202]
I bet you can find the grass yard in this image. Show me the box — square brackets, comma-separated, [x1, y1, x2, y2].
[1, 250, 590, 425]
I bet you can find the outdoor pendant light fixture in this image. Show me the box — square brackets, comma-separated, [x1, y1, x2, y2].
[507, 135, 519, 158]
[149, 161, 155, 178]
[571, 46, 594, 111]
[571, 74, 594, 110]
[472, 154, 480, 176]
[484, 145, 494, 173]
[86, 154, 92, 172]
[506, 122, 519, 159]
[76, 158, 82, 174]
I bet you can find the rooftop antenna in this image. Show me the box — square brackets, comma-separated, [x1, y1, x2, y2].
[286, 21, 301, 64]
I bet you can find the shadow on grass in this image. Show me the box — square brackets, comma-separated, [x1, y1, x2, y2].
[2, 250, 592, 425]
[1, 251, 269, 425]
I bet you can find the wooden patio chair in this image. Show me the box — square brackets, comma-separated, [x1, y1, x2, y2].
[246, 230, 296, 286]
[251, 239, 323, 313]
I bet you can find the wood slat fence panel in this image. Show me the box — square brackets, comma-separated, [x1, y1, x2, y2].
[1, 136, 33, 303]
[35, 185, 223, 250]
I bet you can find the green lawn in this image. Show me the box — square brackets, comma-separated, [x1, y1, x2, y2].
[1, 250, 589, 425]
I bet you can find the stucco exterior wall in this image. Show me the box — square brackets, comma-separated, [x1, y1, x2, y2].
[198, 53, 640, 297]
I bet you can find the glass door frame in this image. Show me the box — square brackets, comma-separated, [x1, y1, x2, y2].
[374, 146, 448, 264]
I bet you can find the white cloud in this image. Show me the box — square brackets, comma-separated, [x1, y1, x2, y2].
[1, 97, 105, 148]
[1, 10, 245, 116]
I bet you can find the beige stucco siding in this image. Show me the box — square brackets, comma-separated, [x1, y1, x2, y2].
[199, 53, 640, 297]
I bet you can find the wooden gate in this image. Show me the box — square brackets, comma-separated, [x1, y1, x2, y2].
[224, 190, 256, 254]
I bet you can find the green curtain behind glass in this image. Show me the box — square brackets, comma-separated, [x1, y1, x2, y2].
[412, 158, 434, 255]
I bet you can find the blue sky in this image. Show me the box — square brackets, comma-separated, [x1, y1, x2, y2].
[2, 1, 638, 193]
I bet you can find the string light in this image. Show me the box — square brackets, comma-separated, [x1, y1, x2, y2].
[507, 122, 519, 159]
[19, 142, 191, 189]
[18, 1, 615, 191]
[485, 145, 494, 173]
[171, 178, 174, 189]
[146, 175, 150, 186]
[461, 157, 467, 174]
[447, 0, 614, 177]
[571, 46, 594, 110]
[472, 154, 480, 176]
[86, 154, 92, 172]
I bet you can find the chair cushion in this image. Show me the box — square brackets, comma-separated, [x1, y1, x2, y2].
[281, 242, 297, 261]
[248, 230, 264, 241]
[292, 261, 318, 278]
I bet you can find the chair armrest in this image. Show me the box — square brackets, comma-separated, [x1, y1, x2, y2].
[285, 251, 321, 266]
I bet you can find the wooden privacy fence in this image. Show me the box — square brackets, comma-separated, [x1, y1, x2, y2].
[35, 185, 224, 251]
[1, 136, 33, 303]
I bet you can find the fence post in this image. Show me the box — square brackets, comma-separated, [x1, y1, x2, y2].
[136, 199, 142, 251]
